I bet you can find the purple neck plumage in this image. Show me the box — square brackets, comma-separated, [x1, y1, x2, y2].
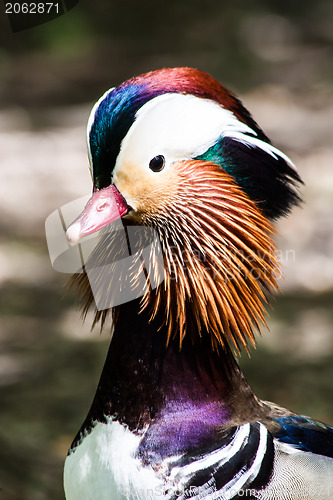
[75, 299, 261, 459]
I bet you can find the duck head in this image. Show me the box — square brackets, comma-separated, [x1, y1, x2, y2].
[66, 67, 302, 352]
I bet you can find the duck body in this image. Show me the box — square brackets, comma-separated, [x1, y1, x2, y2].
[63, 68, 333, 499]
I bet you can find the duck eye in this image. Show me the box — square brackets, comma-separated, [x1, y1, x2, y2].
[149, 155, 165, 172]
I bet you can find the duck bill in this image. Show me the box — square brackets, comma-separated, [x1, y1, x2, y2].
[66, 184, 128, 245]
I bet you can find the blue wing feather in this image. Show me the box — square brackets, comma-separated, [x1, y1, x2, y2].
[274, 415, 333, 458]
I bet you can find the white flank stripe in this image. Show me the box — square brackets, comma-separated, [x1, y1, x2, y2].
[169, 424, 251, 480]
[223, 423, 269, 499]
[173, 423, 269, 500]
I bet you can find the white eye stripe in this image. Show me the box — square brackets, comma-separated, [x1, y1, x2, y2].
[120, 93, 249, 164]
[113, 93, 295, 175]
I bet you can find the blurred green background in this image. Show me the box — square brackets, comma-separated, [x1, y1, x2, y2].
[1, 1, 333, 498]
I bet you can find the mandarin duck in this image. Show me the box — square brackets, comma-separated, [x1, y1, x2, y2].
[62, 68, 333, 500]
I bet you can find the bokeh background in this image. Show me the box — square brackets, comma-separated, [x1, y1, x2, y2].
[1, 1, 333, 498]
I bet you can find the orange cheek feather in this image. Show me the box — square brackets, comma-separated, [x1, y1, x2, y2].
[70, 159, 279, 354]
